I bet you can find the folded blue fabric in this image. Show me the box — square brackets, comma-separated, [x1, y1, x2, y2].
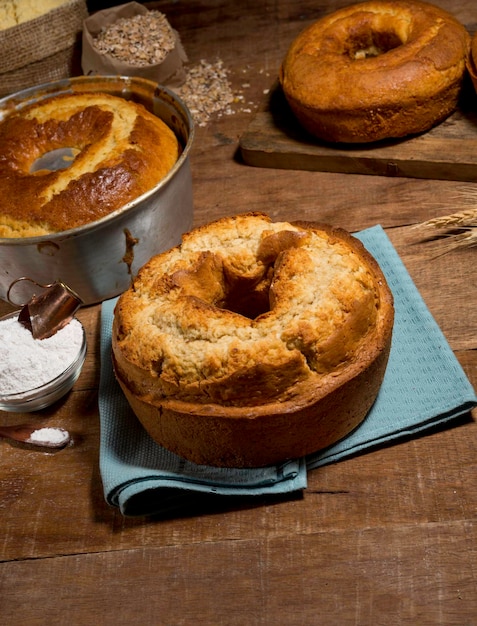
[99, 299, 307, 516]
[98, 225, 476, 516]
[307, 226, 477, 468]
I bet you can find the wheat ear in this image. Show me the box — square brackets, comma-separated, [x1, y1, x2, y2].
[413, 207, 477, 254]
[413, 208, 477, 230]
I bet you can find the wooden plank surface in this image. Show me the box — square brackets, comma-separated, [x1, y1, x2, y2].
[1, 1, 476, 625]
[240, 80, 477, 181]
[2, 519, 476, 625]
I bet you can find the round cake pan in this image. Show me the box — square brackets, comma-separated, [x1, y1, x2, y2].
[0, 76, 194, 306]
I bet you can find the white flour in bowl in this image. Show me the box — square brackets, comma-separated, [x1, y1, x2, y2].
[0, 316, 83, 395]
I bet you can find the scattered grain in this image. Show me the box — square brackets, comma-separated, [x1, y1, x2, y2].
[92, 11, 176, 67]
[175, 59, 237, 127]
[94, 9, 262, 127]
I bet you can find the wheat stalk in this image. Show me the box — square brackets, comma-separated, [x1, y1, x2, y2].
[413, 206, 477, 255]
[414, 207, 477, 229]
[424, 229, 477, 256]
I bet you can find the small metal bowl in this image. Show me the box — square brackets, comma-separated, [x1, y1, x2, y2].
[0, 75, 195, 306]
[0, 312, 87, 412]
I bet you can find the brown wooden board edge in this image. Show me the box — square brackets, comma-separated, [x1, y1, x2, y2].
[239, 79, 477, 182]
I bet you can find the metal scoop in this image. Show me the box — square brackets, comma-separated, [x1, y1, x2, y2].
[7, 278, 83, 340]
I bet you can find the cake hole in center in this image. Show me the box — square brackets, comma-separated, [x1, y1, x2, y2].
[30, 147, 80, 173]
[221, 281, 272, 320]
[351, 30, 403, 59]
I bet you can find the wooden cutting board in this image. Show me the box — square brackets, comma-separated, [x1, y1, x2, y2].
[239, 80, 477, 182]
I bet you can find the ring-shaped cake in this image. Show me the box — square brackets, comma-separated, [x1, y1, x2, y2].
[0, 92, 180, 237]
[112, 213, 395, 467]
[279, 0, 470, 143]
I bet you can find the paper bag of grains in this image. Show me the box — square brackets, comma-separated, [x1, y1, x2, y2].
[0, 0, 88, 97]
[81, 2, 187, 87]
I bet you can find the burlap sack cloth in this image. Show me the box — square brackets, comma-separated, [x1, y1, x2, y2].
[81, 2, 187, 87]
[0, 0, 88, 98]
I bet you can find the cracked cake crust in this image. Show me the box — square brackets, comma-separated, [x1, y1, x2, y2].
[112, 213, 394, 467]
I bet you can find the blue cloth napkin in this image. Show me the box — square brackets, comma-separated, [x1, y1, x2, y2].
[307, 226, 477, 469]
[98, 225, 476, 516]
[99, 300, 307, 516]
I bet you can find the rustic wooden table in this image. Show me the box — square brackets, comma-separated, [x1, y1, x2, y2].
[1, 1, 476, 624]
